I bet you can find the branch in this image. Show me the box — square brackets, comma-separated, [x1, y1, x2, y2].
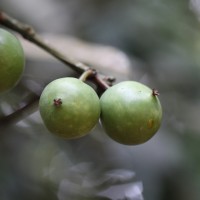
[0, 11, 112, 125]
[0, 95, 39, 128]
[0, 11, 112, 89]
[79, 69, 96, 82]
[0, 11, 88, 73]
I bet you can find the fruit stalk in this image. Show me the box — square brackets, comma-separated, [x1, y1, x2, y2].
[79, 69, 96, 82]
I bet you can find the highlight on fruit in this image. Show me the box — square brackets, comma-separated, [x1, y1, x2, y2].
[0, 28, 25, 93]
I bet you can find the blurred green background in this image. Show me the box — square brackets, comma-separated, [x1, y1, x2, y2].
[1, 0, 200, 199]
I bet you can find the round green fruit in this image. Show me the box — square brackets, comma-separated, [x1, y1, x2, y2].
[100, 81, 162, 145]
[0, 28, 25, 93]
[39, 77, 100, 139]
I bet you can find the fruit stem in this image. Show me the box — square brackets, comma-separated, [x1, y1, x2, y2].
[79, 69, 96, 82]
[93, 75, 110, 90]
[152, 89, 159, 96]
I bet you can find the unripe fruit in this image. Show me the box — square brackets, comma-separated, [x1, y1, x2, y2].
[0, 28, 25, 93]
[39, 77, 100, 139]
[100, 81, 162, 145]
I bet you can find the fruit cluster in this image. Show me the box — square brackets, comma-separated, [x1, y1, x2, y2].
[0, 28, 162, 145]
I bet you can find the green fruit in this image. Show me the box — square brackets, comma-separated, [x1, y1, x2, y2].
[0, 28, 25, 93]
[100, 81, 162, 145]
[39, 77, 100, 139]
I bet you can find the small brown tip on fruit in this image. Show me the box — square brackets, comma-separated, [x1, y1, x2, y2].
[152, 89, 159, 96]
[53, 98, 62, 106]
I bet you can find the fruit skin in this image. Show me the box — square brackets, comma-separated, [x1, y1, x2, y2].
[39, 77, 100, 139]
[100, 81, 162, 145]
[0, 28, 25, 93]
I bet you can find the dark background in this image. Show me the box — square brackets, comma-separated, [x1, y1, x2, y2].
[1, 0, 200, 199]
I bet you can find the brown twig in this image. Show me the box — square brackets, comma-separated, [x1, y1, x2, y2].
[79, 69, 96, 82]
[0, 96, 39, 127]
[0, 11, 89, 73]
